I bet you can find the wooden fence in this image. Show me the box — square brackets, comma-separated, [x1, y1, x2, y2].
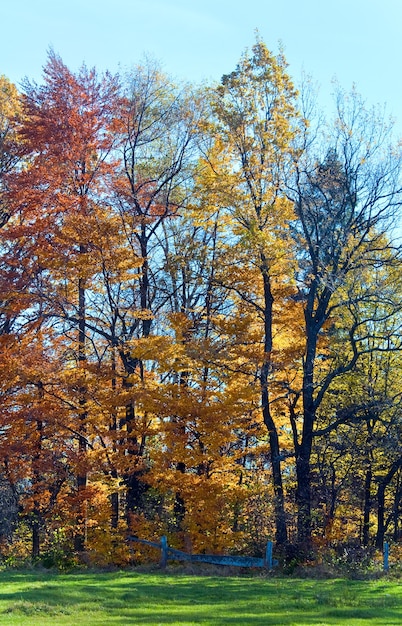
[128, 535, 277, 570]
[128, 536, 392, 572]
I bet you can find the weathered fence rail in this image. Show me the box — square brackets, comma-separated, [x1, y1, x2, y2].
[127, 535, 277, 569]
[127, 536, 392, 572]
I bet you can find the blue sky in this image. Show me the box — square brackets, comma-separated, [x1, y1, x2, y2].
[2, 1, 402, 133]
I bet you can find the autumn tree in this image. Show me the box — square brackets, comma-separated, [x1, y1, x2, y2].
[4, 52, 121, 553]
[209, 38, 301, 545]
[287, 88, 402, 544]
[108, 61, 203, 522]
[309, 275, 402, 546]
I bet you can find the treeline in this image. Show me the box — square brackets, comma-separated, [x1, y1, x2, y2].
[0, 39, 401, 565]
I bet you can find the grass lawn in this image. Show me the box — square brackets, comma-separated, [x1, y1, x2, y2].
[0, 569, 400, 625]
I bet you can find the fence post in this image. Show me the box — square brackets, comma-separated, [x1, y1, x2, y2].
[265, 541, 273, 569]
[160, 535, 168, 569]
[383, 541, 389, 572]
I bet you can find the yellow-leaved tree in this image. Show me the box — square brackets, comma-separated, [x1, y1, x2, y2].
[207, 37, 302, 545]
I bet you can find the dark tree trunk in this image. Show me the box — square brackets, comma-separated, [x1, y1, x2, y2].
[74, 272, 88, 553]
[376, 458, 402, 549]
[120, 226, 153, 526]
[110, 488, 119, 530]
[393, 478, 401, 542]
[362, 468, 372, 546]
[296, 280, 331, 546]
[140, 228, 152, 338]
[120, 353, 149, 524]
[173, 462, 186, 530]
[74, 443, 87, 552]
[260, 259, 287, 545]
[376, 481, 386, 550]
[296, 316, 316, 545]
[125, 470, 148, 514]
[110, 351, 119, 529]
[295, 448, 312, 544]
[32, 410, 43, 558]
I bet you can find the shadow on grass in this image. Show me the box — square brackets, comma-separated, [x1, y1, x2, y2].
[0, 570, 400, 625]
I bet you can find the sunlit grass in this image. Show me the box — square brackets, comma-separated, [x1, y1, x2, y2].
[0, 569, 400, 625]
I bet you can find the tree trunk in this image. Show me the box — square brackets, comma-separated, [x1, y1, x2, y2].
[260, 259, 287, 545]
[110, 350, 119, 529]
[296, 304, 318, 546]
[376, 458, 402, 549]
[120, 353, 148, 524]
[74, 272, 87, 553]
[261, 368, 288, 545]
[122, 228, 153, 524]
[32, 408, 43, 558]
[392, 477, 401, 542]
[362, 468, 372, 546]
[393, 495, 401, 541]
[173, 461, 186, 530]
[376, 481, 386, 550]
[110, 489, 119, 530]
[295, 441, 312, 544]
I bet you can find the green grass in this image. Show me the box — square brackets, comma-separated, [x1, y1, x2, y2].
[0, 569, 400, 625]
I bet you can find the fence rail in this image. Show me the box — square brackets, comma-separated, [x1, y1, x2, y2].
[127, 535, 277, 569]
[128, 536, 392, 572]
